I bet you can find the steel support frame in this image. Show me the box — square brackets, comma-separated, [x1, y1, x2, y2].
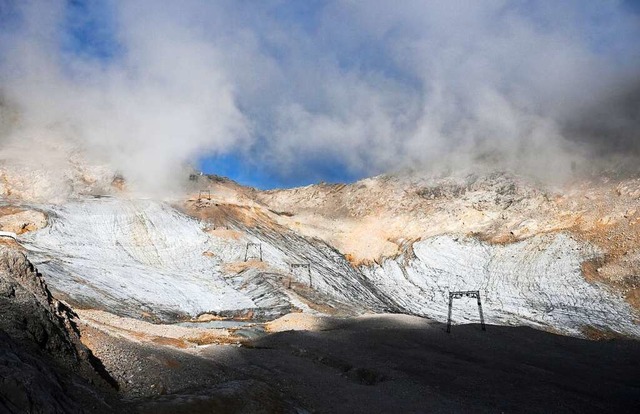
[289, 263, 312, 288]
[198, 190, 211, 200]
[244, 242, 263, 262]
[446, 290, 486, 333]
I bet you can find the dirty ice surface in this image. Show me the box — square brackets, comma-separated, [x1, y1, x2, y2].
[363, 234, 640, 336]
[21, 198, 257, 320]
[17, 197, 640, 337]
[19, 197, 388, 322]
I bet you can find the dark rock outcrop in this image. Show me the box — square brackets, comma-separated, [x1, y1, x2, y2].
[0, 246, 123, 413]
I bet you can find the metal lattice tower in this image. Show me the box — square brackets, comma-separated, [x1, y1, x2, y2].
[244, 242, 262, 262]
[289, 263, 311, 288]
[198, 189, 211, 201]
[446, 290, 486, 333]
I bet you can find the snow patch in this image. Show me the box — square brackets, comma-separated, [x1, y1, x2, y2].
[362, 234, 640, 336]
[21, 199, 256, 320]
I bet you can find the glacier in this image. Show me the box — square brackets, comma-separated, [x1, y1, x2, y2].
[17, 197, 640, 337]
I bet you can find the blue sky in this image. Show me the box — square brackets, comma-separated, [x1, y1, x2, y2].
[198, 152, 361, 189]
[2, 1, 639, 189]
[50, 0, 384, 188]
[56, 0, 359, 188]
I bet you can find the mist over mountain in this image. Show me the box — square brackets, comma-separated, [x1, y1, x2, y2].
[1, 1, 639, 191]
[1, 3, 640, 412]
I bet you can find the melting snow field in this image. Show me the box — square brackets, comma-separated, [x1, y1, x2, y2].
[20, 198, 384, 321]
[17, 197, 640, 337]
[363, 234, 640, 336]
[21, 199, 257, 320]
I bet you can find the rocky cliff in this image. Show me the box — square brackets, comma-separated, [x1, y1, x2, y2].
[0, 246, 122, 413]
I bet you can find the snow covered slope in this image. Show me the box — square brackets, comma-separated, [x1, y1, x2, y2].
[259, 172, 640, 337]
[20, 198, 389, 321]
[10, 171, 640, 337]
[21, 199, 255, 320]
[362, 234, 640, 337]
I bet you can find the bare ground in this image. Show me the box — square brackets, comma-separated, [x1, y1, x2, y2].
[78, 312, 640, 413]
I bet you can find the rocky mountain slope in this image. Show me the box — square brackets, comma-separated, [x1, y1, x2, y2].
[1, 171, 637, 338]
[259, 172, 640, 336]
[1, 168, 640, 412]
[0, 246, 122, 413]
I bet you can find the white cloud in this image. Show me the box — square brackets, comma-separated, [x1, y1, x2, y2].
[1, 0, 638, 190]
